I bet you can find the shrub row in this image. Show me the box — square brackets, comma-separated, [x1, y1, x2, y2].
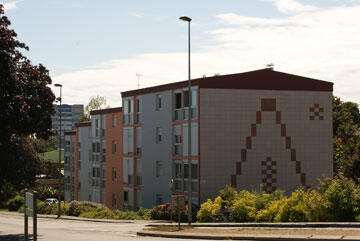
[197, 175, 360, 222]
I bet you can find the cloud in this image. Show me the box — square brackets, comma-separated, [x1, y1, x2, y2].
[130, 12, 143, 18]
[52, 4, 360, 106]
[0, 0, 21, 11]
[263, 0, 318, 14]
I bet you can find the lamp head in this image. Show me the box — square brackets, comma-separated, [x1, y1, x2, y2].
[54, 83, 62, 87]
[179, 16, 191, 22]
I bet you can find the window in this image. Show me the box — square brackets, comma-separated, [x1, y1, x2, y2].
[183, 90, 189, 107]
[113, 115, 116, 128]
[156, 127, 163, 144]
[92, 143, 96, 152]
[191, 89, 197, 106]
[92, 168, 96, 177]
[174, 162, 181, 178]
[123, 158, 134, 184]
[96, 143, 100, 152]
[175, 93, 181, 109]
[191, 164, 198, 179]
[112, 194, 117, 209]
[156, 94, 163, 110]
[136, 159, 142, 185]
[95, 119, 99, 137]
[78, 151, 81, 160]
[184, 163, 189, 178]
[96, 168, 100, 178]
[113, 141, 117, 154]
[156, 194, 163, 205]
[112, 168, 117, 181]
[123, 191, 129, 203]
[156, 160, 163, 178]
[78, 182, 81, 190]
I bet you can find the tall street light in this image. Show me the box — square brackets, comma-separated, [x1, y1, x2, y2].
[179, 15, 192, 224]
[54, 83, 62, 218]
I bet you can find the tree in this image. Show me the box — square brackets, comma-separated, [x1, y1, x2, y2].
[0, 5, 55, 191]
[79, 95, 110, 121]
[332, 96, 360, 180]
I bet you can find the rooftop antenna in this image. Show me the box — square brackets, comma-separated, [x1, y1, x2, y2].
[136, 73, 143, 89]
[266, 63, 274, 70]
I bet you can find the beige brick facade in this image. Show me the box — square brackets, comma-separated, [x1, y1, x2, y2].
[199, 88, 333, 202]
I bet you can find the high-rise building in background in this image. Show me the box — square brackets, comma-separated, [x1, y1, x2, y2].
[52, 104, 84, 147]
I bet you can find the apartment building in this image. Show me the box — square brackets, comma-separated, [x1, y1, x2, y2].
[74, 122, 92, 201]
[121, 68, 333, 207]
[52, 104, 84, 147]
[64, 131, 76, 202]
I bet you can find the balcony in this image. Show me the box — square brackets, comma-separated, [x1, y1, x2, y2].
[136, 147, 142, 156]
[136, 113, 142, 124]
[173, 109, 181, 121]
[173, 145, 181, 156]
[123, 113, 134, 125]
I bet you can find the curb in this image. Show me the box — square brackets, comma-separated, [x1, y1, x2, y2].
[146, 222, 360, 228]
[0, 211, 134, 224]
[137, 230, 360, 241]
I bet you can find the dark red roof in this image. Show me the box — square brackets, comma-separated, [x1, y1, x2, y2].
[90, 107, 122, 115]
[75, 122, 91, 128]
[121, 68, 333, 97]
[64, 131, 76, 135]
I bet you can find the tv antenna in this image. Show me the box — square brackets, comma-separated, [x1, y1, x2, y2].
[136, 73, 143, 89]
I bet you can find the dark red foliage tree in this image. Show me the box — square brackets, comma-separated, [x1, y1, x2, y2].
[0, 4, 55, 191]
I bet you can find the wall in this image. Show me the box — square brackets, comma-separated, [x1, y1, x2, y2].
[141, 90, 173, 208]
[199, 88, 333, 203]
[105, 111, 123, 209]
[77, 125, 92, 201]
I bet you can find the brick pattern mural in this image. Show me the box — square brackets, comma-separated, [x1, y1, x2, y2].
[231, 98, 309, 191]
[199, 88, 333, 203]
[261, 157, 277, 193]
[309, 104, 324, 120]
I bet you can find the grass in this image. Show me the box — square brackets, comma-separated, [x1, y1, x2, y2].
[39, 150, 64, 163]
[0, 209, 9, 212]
[148, 225, 194, 232]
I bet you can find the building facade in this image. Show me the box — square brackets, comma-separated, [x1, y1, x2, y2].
[121, 68, 333, 206]
[52, 104, 84, 147]
[66, 68, 333, 210]
[64, 131, 76, 202]
[73, 122, 92, 201]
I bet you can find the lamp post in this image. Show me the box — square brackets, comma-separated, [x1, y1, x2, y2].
[54, 83, 62, 218]
[179, 15, 192, 224]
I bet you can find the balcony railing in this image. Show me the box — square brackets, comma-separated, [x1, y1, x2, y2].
[174, 145, 181, 156]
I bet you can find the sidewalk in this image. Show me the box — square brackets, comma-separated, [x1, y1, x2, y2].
[138, 223, 360, 240]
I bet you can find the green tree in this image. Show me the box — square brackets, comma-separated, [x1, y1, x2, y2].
[0, 5, 55, 192]
[79, 95, 110, 121]
[332, 96, 360, 180]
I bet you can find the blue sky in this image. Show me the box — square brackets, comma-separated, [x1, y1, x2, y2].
[2, 0, 360, 106]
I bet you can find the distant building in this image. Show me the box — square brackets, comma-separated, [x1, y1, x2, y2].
[52, 104, 84, 147]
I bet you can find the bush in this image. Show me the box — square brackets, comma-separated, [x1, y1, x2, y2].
[150, 203, 172, 220]
[197, 197, 221, 222]
[319, 175, 360, 221]
[7, 195, 24, 211]
[36, 186, 57, 201]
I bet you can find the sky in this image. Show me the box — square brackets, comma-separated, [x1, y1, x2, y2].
[1, 0, 360, 106]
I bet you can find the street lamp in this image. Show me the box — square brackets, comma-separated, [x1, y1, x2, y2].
[54, 83, 62, 218]
[179, 15, 192, 224]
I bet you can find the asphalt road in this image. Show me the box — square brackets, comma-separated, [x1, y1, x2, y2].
[0, 212, 212, 241]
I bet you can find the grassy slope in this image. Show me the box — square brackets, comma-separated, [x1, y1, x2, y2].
[39, 150, 64, 163]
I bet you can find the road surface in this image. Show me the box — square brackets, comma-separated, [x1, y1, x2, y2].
[0, 212, 211, 241]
